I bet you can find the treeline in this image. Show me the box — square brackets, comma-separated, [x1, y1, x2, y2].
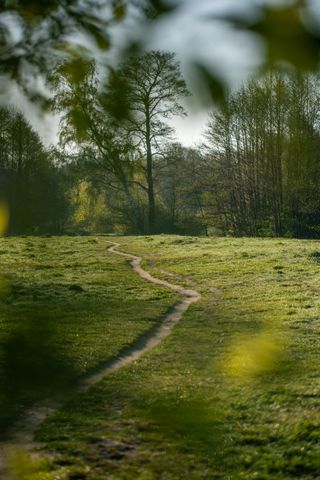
[3, 56, 320, 238]
[66, 65, 320, 238]
[204, 72, 320, 237]
[0, 108, 68, 234]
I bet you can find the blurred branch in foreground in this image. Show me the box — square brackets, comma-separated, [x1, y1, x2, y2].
[0, 0, 128, 105]
[1, 1, 320, 107]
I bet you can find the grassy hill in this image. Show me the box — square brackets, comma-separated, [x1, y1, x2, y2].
[2, 235, 320, 479]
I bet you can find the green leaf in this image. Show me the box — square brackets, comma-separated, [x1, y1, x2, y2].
[113, 1, 127, 21]
[146, 0, 176, 18]
[102, 68, 131, 121]
[85, 23, 110, 50]
[61, 58, 92, 84]
[10, 0, 59, 22]
[70, 108, 90, 141]
[193, 63, 226, 105]
[248, 4, 320, 70]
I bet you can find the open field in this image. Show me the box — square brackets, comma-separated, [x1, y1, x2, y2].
[0, 236, 178, 429]
[2, 235, 320, 479]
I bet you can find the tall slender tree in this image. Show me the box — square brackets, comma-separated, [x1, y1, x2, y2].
[108, 51, 189, 232]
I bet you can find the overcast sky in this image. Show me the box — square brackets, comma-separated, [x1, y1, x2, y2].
[3, 0, 320, 148]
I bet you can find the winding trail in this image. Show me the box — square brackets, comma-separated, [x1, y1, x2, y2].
[0, 242, 201, 477]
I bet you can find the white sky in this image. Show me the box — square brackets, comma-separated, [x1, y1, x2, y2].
[170, 110, 209, 147]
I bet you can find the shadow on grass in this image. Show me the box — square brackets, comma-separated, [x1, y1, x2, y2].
[0, 311, 77, 437]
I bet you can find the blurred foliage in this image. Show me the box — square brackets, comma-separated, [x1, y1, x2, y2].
[101, 67, 132, 121]
[191, 63, 227, 106]
[224, 332, 282, 382]
[3, 316, 75, 398]
[0, 0, 127, 103]
[248, 2, 320, 70]
[0, 201, 9, 236]
[7, 447, 51, 480]
[59, 56, 93, 85]
[0, 0, 320, 106]
[1, 313, 76, 431]
[146, 0, 176, 17]
[145, 397, 225, 455]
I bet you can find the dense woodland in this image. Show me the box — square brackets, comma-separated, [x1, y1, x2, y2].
[204, 72, 320, 238]
[2, 53, 320, 238]
[0, 108, 68, 234]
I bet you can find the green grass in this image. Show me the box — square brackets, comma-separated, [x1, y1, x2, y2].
[0, 236, 177, 428]
[4, 235, 320, 479]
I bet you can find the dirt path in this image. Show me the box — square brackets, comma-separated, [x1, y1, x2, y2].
[0, 242, 201, 477]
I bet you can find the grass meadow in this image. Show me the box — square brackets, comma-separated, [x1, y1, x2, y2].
[2, 235, 320, 479]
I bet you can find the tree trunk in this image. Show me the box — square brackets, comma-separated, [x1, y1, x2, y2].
[145, 110, 156, 233]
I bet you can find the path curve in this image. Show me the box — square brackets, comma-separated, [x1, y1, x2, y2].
[0, 241, 201, 476]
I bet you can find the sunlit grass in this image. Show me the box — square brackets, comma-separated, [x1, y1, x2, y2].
[29, 235, 320, 479]
[3, 235, 320, 479]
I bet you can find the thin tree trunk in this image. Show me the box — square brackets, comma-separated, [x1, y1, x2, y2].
[145, 110, 156, 233]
